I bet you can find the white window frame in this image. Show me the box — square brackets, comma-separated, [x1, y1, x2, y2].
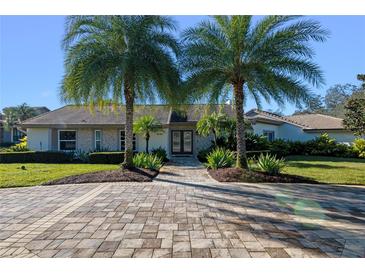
[58, 130, 77, 151]
[95, 130, 102, 151]
[263, 130, 275, 142]
[120, 130, 137, 151]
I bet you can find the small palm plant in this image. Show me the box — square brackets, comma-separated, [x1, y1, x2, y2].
[196, 111, 228, 146]
[133, 115, 163, 153]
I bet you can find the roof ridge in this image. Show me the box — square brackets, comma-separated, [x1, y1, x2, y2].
[254, 108, 310, 128]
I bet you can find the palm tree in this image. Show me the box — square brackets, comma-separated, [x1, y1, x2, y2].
[196, 111, 227, 146]
[181, 16, 328, 168]
[133, 115, 163, 153]
[2, 103, 35, 130]
[16, 103, 36, 121]
[61, 16, 180, 168]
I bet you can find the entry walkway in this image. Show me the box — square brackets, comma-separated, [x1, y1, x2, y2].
[154, 157, 213, 184]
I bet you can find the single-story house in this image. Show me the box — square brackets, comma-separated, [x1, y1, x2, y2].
[21, 104, 356, 158]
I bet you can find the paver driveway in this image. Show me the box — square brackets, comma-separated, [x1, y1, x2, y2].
[0, 158, 364, 258]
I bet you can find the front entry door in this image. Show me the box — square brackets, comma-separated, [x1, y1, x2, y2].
[171, 130, 193, 154]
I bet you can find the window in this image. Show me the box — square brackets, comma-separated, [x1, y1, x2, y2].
[263, 130, 275, 142]
[58, 130, 76, 151]
[12, 128, 25, 143]
[120, 130, 136, 151]
[95, 130, 101, 151]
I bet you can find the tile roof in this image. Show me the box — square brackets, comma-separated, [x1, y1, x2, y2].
[21, 104, 234, 127]
[286, 113, 345, 130]
[21, 104, 346, 130]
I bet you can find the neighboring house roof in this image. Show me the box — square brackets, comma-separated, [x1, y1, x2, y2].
[286, 113, 346, 131]
[21, 104, 348, 131]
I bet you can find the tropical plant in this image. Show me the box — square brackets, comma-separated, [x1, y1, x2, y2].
[196, 111, 228, 145]
[133, 152, 163, 170]
[133, 115, 163, 153]
[256, 154, 285, 175]
[9, 136, 29, 152]
[205, 147, 235, 169]
[181, 15, 328, 168]
[352, 138, 365, 158]
[60, 16, 181, 168]
[151, 147, 168, 162]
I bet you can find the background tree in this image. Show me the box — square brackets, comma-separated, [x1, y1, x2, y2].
[358, 74, 365, 89]
[343, 98, 365, 137]
[133, 115, 163, 153]
[2, 103, 36, 130]
[294, 94, 325, 114]
[181, 15, 328, 168]
[61, 16, 180, 168]
[323, 84, 358, 117]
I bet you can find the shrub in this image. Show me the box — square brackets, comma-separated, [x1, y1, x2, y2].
[0, 142, 14, 148]
[9, 137, 29, 152]
[151, 147, 168, 162]
[205, 147, 235, 169]
[288, 141, 307, 155]
[133, 153, 163, 170]
[71, 149, 90, 163]
[256, 153, 286, 175]
[89, 152, 124, 164]
[0, 151, 73, 163]
[352, 138, 365, 158]
[269, 139, 291, 157]
[245, 133, 270, 151]
[304, 133, 353, 157]
[197, 146, 214, 163]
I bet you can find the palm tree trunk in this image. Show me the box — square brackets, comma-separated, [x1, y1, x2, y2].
[145, 133, 150, 153]
[233, 81, 248, 169]
[212, 129, 217, 146]
[122, 81, 134, 168]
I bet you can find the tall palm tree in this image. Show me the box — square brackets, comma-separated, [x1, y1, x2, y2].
[133, 115, 163, 153]
[181, 16, 328, 168]
[61, 16, 180, 168]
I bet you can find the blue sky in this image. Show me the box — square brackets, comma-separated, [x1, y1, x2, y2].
[0, 16, 364, 114]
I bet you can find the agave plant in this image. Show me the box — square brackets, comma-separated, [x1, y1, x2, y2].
[133, 152, 163, 170]
[256, 154, 286, 175]
[205, 147, 235, 169]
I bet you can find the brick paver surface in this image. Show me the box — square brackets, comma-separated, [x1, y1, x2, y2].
[0, 158, 364, 258]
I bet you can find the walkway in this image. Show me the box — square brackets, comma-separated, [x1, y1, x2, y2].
[0, 159, 364, 258]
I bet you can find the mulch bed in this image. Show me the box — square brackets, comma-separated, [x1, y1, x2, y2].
[209, 167, 319, 184]
[44, 167, 158, 185]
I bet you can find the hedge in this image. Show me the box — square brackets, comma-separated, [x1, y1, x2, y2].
[0, 151, 73, 163]
[89, 152, 124, 164]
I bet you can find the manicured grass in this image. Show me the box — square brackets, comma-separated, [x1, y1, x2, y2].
[283, 156, 365, 185]
[0, 163, 120, 188]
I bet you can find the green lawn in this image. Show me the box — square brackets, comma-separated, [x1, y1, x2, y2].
[0, 163, 120, 188]
[283, 156, 365, 185]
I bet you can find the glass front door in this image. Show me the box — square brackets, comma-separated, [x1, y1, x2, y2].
[171, 130, 193, 154]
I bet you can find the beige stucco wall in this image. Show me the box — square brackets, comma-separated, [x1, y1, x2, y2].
[76, 129, 94, 152]
[27, 128, 51, 151]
